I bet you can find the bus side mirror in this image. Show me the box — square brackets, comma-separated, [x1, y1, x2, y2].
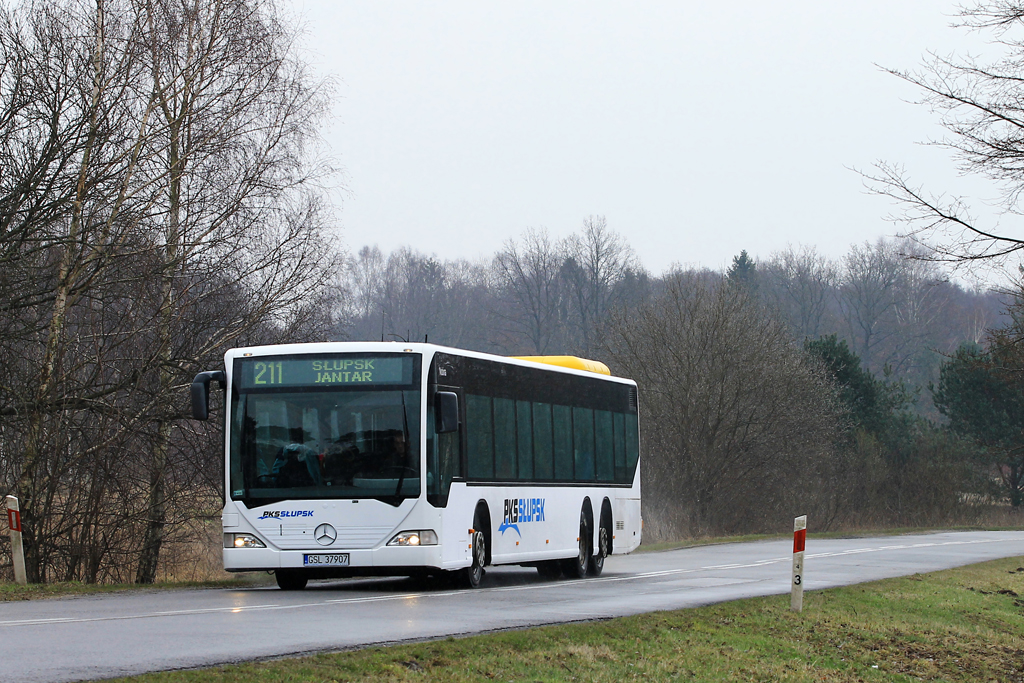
[434, 391, 459, 433]
[191, 371, 226, 420]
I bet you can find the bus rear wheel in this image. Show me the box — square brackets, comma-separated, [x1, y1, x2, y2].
[562, 512, 590, 579]
[275, 569, 308, 591]
[589, 525, 609, 577]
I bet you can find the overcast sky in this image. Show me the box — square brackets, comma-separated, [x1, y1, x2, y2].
[289, 1, 997, 275]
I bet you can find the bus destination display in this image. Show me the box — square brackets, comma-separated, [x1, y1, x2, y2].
[237, 356, 412, 388]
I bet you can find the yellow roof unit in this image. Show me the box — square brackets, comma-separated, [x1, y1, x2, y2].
[511, 355, 611, 376]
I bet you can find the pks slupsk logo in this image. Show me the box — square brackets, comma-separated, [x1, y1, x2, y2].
[257, 509, 313, 520]
[499, 497, 546, 537]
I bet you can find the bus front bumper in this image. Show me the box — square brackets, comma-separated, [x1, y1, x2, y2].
[224, 544, 445, 572]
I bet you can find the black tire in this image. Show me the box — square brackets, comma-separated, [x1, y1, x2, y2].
[536, 560, 562, 580]
[589, 524, 609, 577]
[461, 511, 487, 588]
[275, 569, 308, 591]
[561, 511, 590, 579]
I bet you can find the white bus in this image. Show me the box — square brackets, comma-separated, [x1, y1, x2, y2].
[190, 342, 641, 590]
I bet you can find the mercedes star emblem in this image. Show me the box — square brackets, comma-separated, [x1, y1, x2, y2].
[314, 523, 337, 546]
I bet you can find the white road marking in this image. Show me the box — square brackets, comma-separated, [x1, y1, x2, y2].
[0, 603, 283, 627]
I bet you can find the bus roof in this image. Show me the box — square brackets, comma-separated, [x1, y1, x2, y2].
[225, 342, 630, 384]
[510, 356, 611, 376]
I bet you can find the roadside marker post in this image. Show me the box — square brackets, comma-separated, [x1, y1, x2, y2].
[791, 514, 806, 612]
[4, 495, 27, 585]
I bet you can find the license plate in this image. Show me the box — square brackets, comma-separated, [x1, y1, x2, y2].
[303, 553, 350, 566]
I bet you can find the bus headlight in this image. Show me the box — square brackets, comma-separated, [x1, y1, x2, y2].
[387, 530, 438, 546]
[224, 533, 266, 549]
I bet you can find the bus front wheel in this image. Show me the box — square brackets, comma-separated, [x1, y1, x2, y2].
[462, 530, 486, 588]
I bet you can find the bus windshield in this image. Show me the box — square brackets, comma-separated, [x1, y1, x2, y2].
[229, 386, 421, 505]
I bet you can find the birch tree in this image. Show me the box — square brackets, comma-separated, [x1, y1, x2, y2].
[131, 0, 338, 583]
[0, 0, 161, 581]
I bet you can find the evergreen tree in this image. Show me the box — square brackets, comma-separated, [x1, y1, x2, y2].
[804, 334, 913, 439]
[933, 341, 1024, 506]
[726, 250, 758, 290]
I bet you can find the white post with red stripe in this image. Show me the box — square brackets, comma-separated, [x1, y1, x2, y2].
[791, 514, 806, 612]
[5, 495, 27, 585]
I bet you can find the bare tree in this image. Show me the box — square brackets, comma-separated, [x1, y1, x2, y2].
[341, 246, 495, 350]
[869, 3, 1024, 267]
[836, 238, 950, 385]
[562, 215, 640, 354]
[605, 271, 842, 538]
[345, 245, 387, 331]
[131, 0, 339, 583]
[0, 0, 165, 582]
[760, 245, 839, 340]
[836, 239, 913, 373]
[492, 228, 565, 354]
[0, 0, 342, 584]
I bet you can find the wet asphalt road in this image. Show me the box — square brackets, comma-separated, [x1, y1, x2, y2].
[1, 530, 1023, 682]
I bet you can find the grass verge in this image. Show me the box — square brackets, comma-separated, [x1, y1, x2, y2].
[108, 555, 1024, 682]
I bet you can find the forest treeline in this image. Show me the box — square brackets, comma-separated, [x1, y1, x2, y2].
[1, 0, 1022, 584]
[344, 224, 1003, 406]
[341, 224, 1020, 539]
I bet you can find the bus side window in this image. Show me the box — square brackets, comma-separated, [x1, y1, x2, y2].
[595, 410, 614, 482]
[613, 412, 627, 483]
[516, 400, 533, 481]
[493, 398, 516, 480]
[624, 413, 640, 481]
[533, 402, 554, 480]
[467, 394, 494, 479]
[573, 407, 595, 481]
[552, 404, 573, 480]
